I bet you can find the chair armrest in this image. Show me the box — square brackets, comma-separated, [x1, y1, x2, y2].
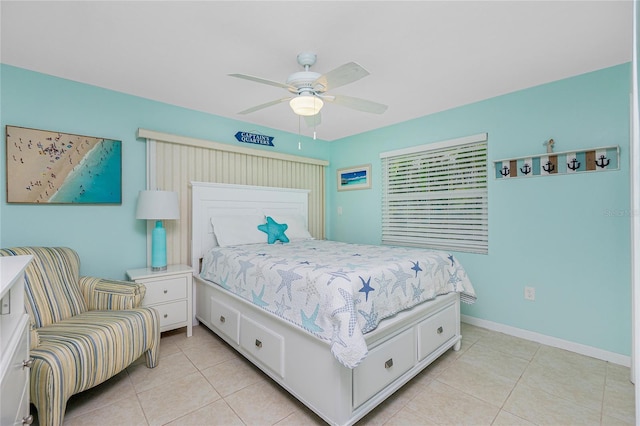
[78, 276, 147, 310]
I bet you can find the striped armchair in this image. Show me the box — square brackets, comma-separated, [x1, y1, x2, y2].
[0, 247, 160, 426]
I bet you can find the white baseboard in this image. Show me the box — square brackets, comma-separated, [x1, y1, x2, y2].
[461, 315, 631, 367]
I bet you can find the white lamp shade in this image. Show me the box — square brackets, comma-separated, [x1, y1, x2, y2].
[136, 190, 180, 220]
[289, 94, 323, 116]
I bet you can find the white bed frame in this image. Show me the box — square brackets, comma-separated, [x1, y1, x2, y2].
[190, 182, 462, 426]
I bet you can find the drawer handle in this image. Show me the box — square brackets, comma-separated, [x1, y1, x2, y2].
[163, 289, 168, 294]
[437, 326, 443, 334]
[22, 358, 34, 369]
[22, 414, 34, 425]
[385, 358, 393, 369]
[219, 315, 226, 323]
[163, 314, 168, 318]
[255, 339, 262, 348]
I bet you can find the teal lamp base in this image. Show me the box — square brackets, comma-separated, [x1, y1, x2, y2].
[151, 220, 167, 271]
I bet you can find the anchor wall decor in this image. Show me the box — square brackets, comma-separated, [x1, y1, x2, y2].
[494, 145, 619, 179]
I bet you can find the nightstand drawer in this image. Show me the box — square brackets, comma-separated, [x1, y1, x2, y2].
[142, 276, 188, 305]
[154, 300, 188, 328]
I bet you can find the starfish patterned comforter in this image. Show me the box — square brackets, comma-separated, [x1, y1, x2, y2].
[199, 239, 476, 368]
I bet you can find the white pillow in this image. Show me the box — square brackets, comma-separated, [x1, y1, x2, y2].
[210, 215, 266, 247]
[267, 214, 313, 240]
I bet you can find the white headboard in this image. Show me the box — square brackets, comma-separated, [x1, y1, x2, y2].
[190, 182, 310, 273]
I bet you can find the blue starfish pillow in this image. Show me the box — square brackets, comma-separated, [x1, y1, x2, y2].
[258, 216, 289, 244]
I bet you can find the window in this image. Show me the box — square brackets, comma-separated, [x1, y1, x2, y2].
[380, 133, 488, 254]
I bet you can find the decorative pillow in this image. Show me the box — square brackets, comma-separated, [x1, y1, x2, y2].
[258, 216, 289, 244]
[266, 214, 313, 240]
[210, 215, 266, 247]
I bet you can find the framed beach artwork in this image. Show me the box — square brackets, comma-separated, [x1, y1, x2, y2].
[337, 164, 371, 191]
[5, 126, 122, 204]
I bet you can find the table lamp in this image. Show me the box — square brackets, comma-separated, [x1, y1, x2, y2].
[136, 190, 180, 271]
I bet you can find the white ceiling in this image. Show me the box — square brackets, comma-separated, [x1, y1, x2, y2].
[0, 1, 633, 141]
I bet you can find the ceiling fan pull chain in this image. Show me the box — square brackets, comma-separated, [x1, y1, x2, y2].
[298, 115, 302, 150]
[313, 102, 317, 140]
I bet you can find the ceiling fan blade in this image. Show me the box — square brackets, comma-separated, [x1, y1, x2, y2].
[304, 113, 321, 127]
[324, 94, 388, 114]
[313, 62, 369, 91]
[238, 97, 291, 115]
[229, 73, 294, 91]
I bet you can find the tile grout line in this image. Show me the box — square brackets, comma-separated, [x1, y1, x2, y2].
[122, 366, 151, 426]
[600, 363, 608, 425]
[490, 341, 542, 426]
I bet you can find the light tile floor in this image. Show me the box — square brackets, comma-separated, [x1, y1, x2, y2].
[41, 323, 634, 425]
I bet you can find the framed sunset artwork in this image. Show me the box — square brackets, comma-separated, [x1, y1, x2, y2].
[5, 126, 122, 204]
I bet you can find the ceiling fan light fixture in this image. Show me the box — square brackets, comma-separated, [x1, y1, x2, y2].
[289, 94, 323, 116]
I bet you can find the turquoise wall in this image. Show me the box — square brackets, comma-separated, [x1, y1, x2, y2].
[1, 63, 632, 357]
[327, 64, 632, 356]
[0, 65, 329, 279]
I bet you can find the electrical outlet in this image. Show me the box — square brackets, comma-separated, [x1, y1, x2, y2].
[524, 286, 536, 301]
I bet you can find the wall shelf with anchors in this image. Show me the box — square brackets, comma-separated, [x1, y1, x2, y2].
[494, 145, 619, 179]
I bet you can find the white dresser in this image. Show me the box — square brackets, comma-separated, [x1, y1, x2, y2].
[0, 255, 33, 426]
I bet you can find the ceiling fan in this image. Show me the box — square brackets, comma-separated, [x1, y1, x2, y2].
[229, 52, 388, 125]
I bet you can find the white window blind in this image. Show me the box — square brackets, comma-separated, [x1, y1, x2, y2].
[380, 133, 488, 254]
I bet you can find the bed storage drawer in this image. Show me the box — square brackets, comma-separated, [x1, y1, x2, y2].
[353, 328, 414, 408]
[240, 316, 285, 378]
[417, 303, 457, 361]
[210, 298, 240, 345]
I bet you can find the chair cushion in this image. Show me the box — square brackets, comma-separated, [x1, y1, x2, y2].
[29, 308, 159, 424]
[0, 247, 87, 328]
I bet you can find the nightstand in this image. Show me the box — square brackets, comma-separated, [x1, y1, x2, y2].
[126, 264, 193, 337]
